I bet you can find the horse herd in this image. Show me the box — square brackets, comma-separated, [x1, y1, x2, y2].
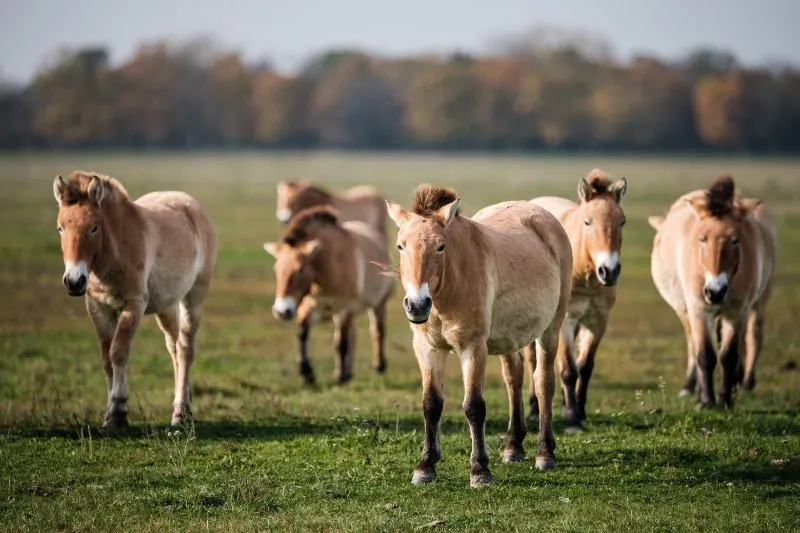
[52, 168, 776, 487]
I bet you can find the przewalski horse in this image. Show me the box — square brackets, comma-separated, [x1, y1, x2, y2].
[53, 171, 217, 427]
[263, 206, 394, 384]
[527, 169, 628, 432]
[275, 180, 387, 238]
[387, 185, 572, 487]
[648, 175, 776, 407]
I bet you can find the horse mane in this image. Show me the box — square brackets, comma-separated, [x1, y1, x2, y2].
[60, 171, 129, 205]
[282, 205, 340, 246]
[702, 174, 737, 218]
[583, 168, 614, 197]
[285, 180, 333, 201]
[410, 184, 460, 217]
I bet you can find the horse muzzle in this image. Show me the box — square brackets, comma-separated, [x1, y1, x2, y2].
[63, 274, 87, 297]
[403, 295, 432, 324]
[703, 284, 728, 306]
[596, 263, 621, 286]
[272, 296, 297, 321]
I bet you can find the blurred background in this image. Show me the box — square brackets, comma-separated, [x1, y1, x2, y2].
[1, 0, 799, 153]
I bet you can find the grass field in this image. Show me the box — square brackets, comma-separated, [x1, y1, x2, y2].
[1, 152, 799, 532]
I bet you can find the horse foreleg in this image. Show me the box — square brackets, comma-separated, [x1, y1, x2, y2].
[87, 299, 116, 418]
[718, 318, 743, 408]
[296, 301, 316, 384]
[104, 302, 144, 428]
[677, 311, 697, 398]
[460, 341, 491, 487]
[523, 344, 539, 421]
[534, 327, 558, 471]
[367, 296, 388, 374]
[689, 312, 716, 408]
[557, 317, 581, 433]
[500, 351, 526, 463]
[575, 316, 607, 424]
[411, 335, 447, 485]
[332, 312, 355, 384]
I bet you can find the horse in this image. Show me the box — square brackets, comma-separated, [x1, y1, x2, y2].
[386, 184, 573, 487]
[275, 180, 387, 238]
[263, 206, 394, 384]
[527, 169, 628, 432]
[52, 171, 217, 427]
[647, 175, 776, 407]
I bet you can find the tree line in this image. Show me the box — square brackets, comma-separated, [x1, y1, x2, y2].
[2, 33, 799, 152]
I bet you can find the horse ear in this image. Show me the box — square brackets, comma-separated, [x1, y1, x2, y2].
[683, 197, 703, 220]
[302, 239, 322, 257]
[647, 216, 664, 230]
[740, 198, 763, 217]
[577, 178, 592, 202]
[88, 175, 105, 206]
[53, 175, 66, 204]
[263, 242, 281, 257]
[436, 197, 461, 226]
[386, 200, 409, 227]
[611, 177, 627, 203]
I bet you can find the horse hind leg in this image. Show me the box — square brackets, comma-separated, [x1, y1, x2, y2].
[742, 308, 764, 391]
[500, 351, 526, 463]
[333, 312, 355, 384]
[718, 318, 743, 408]
[523, 344, 539, 422]
[156, 306, 181, 421]
[556, 317, 582, 433]
[172, 291, 206, 426]
[367, 295, 389, 374]
[678, 312, 697, 399]
[575, 316, 607, 425]
[533, 325, 559, 471]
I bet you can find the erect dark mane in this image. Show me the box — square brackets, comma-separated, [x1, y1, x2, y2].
[282, 205, 340, 246]
[583, 168, 614, 196]
[59, 171, 129, 206]
[410, 184, 460, 217]
[703, 174, 737, 218]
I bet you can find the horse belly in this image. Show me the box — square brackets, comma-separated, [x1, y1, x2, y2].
[145, 250, 203, 314]
[487, 289, 557, 355]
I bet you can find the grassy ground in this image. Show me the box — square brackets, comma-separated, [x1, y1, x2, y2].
[0, 152, 798, 532]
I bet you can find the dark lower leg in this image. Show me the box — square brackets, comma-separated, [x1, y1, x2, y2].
[414, 387, 444, 479]
[333, 316, 354, 384]
[297, 320, 315, 384]
[534, 340, 557, 469]
[696, 337, 717, 408]
[576, 355, 595, 422]
[523, 345, 539, 420]
[464, 392, 490, 483]
[719, 328, 741, 408]
[369, 304, 387, 374]
[558, 346, 580, 429]
[500, 353, 526, 461]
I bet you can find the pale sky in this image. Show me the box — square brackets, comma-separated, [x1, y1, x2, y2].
[1, 0, 798, 83]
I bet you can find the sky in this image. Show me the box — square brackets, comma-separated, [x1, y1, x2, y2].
[1, 0, 798, 83]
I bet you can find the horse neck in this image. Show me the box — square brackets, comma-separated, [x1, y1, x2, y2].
[312, 227, 359, 298]
[93, 196, 146, 281]
[433, 218, 483, 312]
[562, 204, 596, 283]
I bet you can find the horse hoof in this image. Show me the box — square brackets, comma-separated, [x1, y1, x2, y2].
[374, 362, 387, 374]
[717, 397, 734, 409]
[470, 470, 493, 488]
[502, 448, 526, 463]
[535, 455, 556, 471]
[695, 400, 715, 411]
[334, 373, 353, 386]
[678, 388, 694, 399]
[742, 376, 755, 391]
[102, 413, 129, 429]
[411, 469, 437, 485]
[564, 424, 583, 435]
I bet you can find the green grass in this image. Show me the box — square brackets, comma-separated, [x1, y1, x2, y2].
[1, 152, 799, 532]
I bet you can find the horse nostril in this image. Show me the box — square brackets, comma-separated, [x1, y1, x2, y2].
[597, 266, 608, 280]
[402, 297, 410, 310]
[423, 296, 432, 309]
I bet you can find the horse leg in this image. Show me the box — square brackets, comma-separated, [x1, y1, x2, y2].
[742, 308, 764, 391]
[156, 306, 181, 417]
[575, 315, 607, 424]
[534, 325, 559, 471]
[718, 318, 743, 408]
[557, 316, 581, 433]
[411, 334, 447, 485]
[460, 340, 491, 487]
[367, 295, 388, 374]
[332, 312, 355, 384]
[87, 299, 116, 422]
[104, 302, 144, 428]
[171, 298, 203, 426]
[677, 311, 697, 398]
[296, 301, 316, 384]
[500, 351, 526, 463]
[523, 344, 539, 421]
[688, 312, 716, 408]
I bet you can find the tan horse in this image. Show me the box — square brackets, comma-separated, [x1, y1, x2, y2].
[527, 169, 628, 431]
[648, 175, 776, 407]
[53, 171, 217, 427]
[276, 180, 387, 237]
[387, 184, 572, 487]
[263, 206, 394, 384]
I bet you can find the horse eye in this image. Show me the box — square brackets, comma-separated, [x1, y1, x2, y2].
[620, 219, 626, 227]
[731, 238, 741, 246]
[436, 243, 446, 253]
[699, 235, 708, 244]
[57, 226, 63, 233]
[90, 226, 99, 235]
[584, 218, 591, 226]
[396, 243, 404, 252]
